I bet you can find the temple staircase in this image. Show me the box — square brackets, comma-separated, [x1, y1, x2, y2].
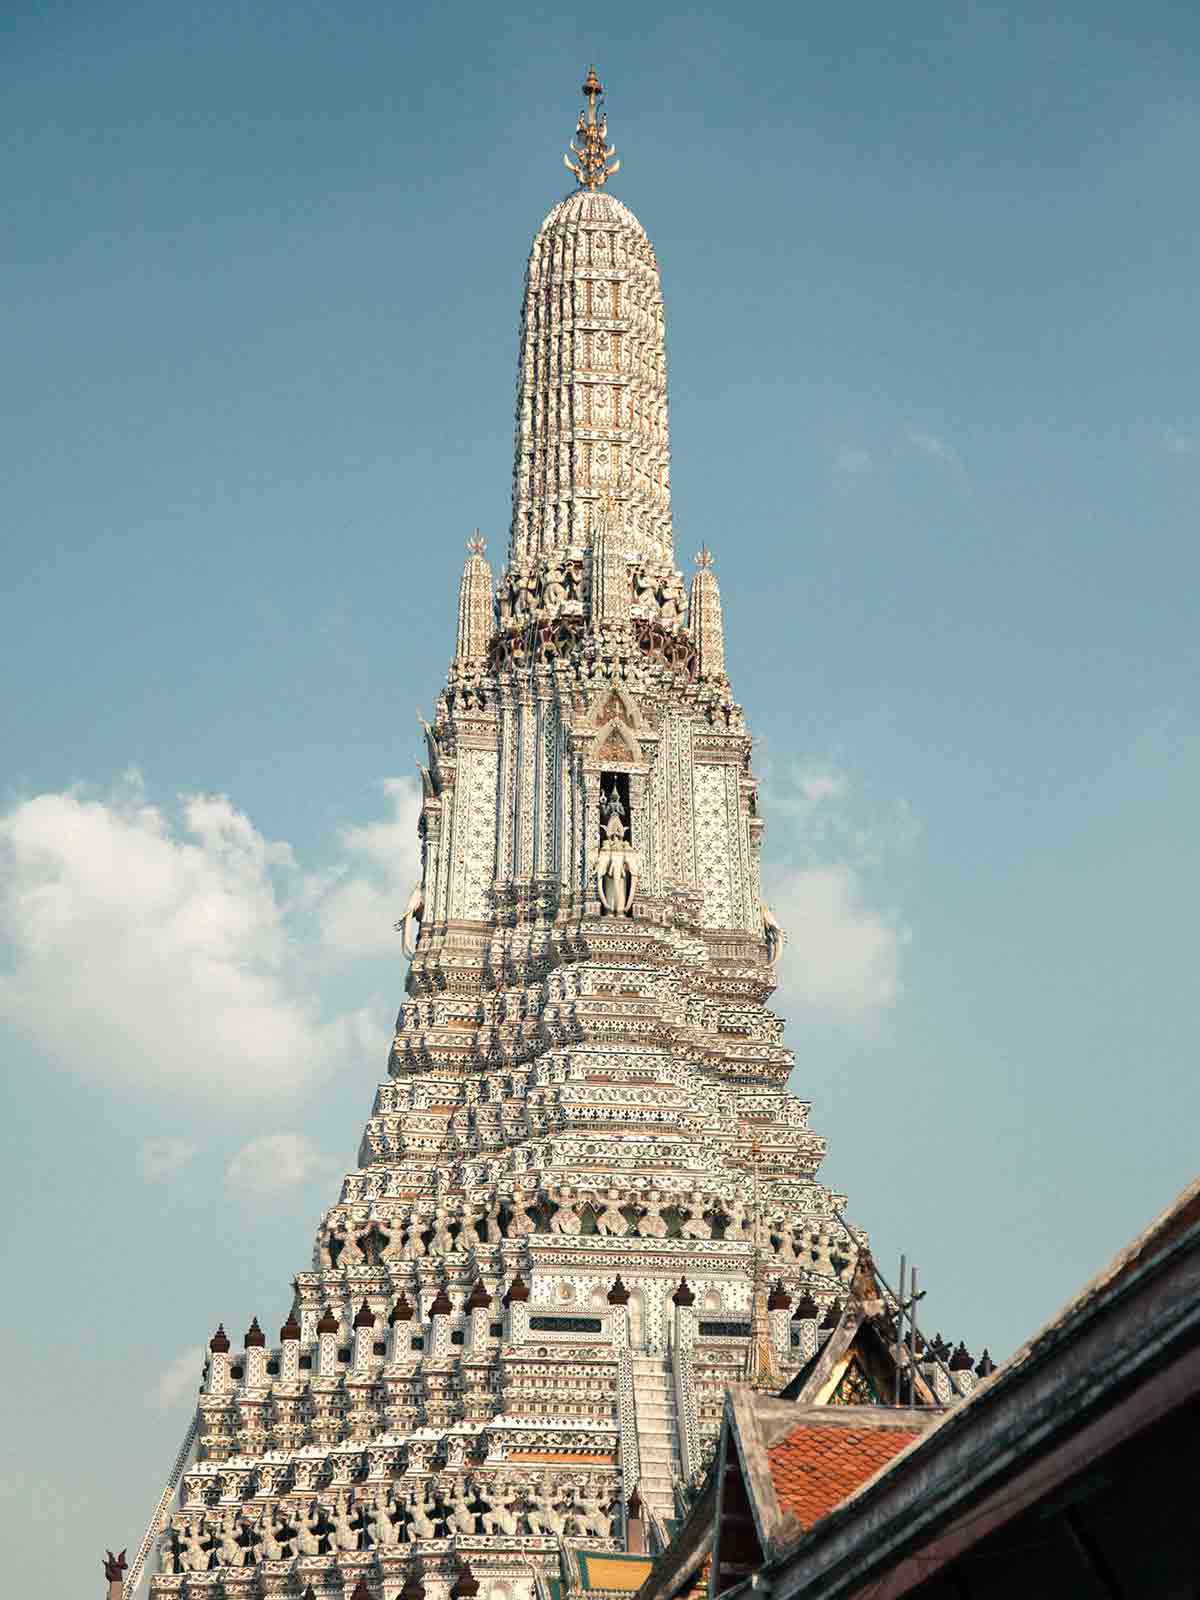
[630, 1353, 683, 1531]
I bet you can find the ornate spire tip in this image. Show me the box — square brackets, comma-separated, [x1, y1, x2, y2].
[564, 65, 620, 190]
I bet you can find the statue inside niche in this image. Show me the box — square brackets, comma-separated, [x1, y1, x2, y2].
[774, 1218, 797, 1261]
[657, 578, 682, 625]
[484, 1193, 504, 1245]
[600, 780, 627, 838]
[593, 1186, 629, 1237]
[678, 1191, 711, 1240]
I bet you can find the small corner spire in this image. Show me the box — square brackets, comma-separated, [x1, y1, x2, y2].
[564, 65, 620, 190]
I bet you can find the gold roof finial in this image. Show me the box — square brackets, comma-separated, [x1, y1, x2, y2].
[564, 65, 620, 190]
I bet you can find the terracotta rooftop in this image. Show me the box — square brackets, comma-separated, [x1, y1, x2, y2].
[767, 1420, 923, 1529]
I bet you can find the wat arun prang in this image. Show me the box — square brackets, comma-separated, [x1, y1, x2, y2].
[139, 70, 950, 1600]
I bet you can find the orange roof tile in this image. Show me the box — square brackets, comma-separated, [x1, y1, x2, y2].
[767, 1422, 922, 1529]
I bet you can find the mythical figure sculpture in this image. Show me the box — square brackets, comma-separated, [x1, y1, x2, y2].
[369, 1486, 401, 1549]
[295, 1504, 324, 1557]
[507, 1189, 537, 1237]
[317, 1220, 340, 1270]
[331, 1489, 359, 1553]
[636, 1190, 668, 1238]
[512, 566, 536, 617]
[379, 1212, 407, 1263]
[215, 1508, 246, 1568]
[458, 1206, 482, 1250]
[601, 781, 626, 831]
[657, 578, 682, 624]
[402, 1209, 428, 1259]
[679, 1191, 711, 1239]
[484, 1193, 504, 1245]
[774, 1218, 797, 1261]
[431, 1206, 455, 1254]
[177, 1521, 209, 1574]
[596, 833, 640, 916]
[258, 1505, 290, 1562]
[575, 1487, 614, 1540]
[399, 880, 425, 960]
[548, 1185, 582, 1236]
[526, 1482, 566, 1537]
[762, 901, 786, 966]
[542, 561, 567, 610]
[723, 1197, 751, 1239]
[593, 1186, 629, 1237]
[406, 1485, 438, 1541]
[481, 1479, 520, 1536]
[447, 1479, 477, 1535]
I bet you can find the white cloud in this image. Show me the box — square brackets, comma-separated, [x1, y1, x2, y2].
[158, 1347, 203, 1407]
[904, 423, 969, 487]
[797, 768, 849, 805]
[762, 761, 914, 1019]
[139, 1137, 199, 1179]
[225, 1131, 339, 1196]
[1163, 427, 1198, 457]
[832, 446, 873, 478]
[318, 778, 423, 957]
[769, 865, 907, 1016]
[0, 771, 413, 1107]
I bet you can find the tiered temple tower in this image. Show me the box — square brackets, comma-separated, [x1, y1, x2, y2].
[146, 70, 872, 1600]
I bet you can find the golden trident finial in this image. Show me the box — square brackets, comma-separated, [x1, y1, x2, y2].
[564, 65, 620, 190]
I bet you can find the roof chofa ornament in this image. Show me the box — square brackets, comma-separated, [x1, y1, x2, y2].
[564, 65, 620, 189]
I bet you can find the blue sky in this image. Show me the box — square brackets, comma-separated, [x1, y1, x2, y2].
[3, 2, 1199, 1592]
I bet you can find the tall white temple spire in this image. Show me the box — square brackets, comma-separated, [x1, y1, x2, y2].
[510, 74, 671, 566]
[134, 74, 886, 1600]
[454, 531, 493, 663]
[689, 545, 727, 681]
